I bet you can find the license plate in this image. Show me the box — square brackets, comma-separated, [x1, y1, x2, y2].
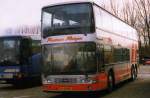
[0, 74, 13, 79]
[60, 87, 72, 91]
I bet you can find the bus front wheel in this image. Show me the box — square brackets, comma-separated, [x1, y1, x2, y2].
[107, 73, 114, 92]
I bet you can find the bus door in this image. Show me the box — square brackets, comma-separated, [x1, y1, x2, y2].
[96, 43, 108, 89]
[97, 44, 105, 72]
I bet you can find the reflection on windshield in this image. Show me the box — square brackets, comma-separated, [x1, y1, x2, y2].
[0, 38, 20, 66]
[42, 42, 96, 75]
[42, 3, 94, 37]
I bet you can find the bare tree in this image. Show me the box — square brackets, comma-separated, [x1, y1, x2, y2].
[121, 0, 137, 27]
[134, 0, 150, 46]
[109, 0, 119, 16]
[101, 0, 121, 17]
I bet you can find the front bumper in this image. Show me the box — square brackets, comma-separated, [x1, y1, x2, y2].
[42, 83, 106, 92]
[0, 73, 23, 84]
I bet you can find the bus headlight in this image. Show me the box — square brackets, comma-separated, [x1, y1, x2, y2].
[42, 79, 53, 84]
[79, 78, 97, 84]
[42, 75, 53, 84]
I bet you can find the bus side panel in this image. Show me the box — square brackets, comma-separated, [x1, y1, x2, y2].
[31, 53, 42, 77]
[114, 63, 131, 84]
[96, 72, 108, 89]
[114, 65, 125, 83]
[27, 53, 42, 79]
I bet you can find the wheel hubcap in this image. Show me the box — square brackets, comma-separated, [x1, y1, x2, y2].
[132, 69, 135, 79]
[109, 75, 113, 88]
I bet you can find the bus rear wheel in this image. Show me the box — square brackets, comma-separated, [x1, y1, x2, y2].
[131, 67, 136, 81]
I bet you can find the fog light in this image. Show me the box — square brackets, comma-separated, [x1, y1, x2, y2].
[80, 78, 97, 84]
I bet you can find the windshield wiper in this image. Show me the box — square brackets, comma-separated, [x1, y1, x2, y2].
[57, 26, 88, 36]
[44, 26, 90, 37]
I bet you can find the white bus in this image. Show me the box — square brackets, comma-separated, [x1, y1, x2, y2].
[41, 1, 139, 92]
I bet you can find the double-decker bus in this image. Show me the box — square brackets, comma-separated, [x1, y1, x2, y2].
[0, 33, 41, 85]
[41, 1, 139, 92]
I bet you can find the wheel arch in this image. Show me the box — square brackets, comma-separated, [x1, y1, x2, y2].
[108, 68, 115, 83]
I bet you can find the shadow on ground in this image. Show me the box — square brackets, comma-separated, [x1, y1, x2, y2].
[0, 82, 42, 90]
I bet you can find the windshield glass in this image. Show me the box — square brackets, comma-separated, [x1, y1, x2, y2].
[42, 42, 96, 75]
[42, 3, 94, 38]
[0, 38, 20, 66]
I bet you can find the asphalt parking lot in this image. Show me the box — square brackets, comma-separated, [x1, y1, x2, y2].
[0, 65, 150, 98]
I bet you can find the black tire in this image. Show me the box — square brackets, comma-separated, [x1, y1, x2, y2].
[107, 73, 114, 92]
[135, 66, 138, 78]
[131, 67, 136, 81]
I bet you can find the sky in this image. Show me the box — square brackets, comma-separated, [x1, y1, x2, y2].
[0, 0, 110, 34]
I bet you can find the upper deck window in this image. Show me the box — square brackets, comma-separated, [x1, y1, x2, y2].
[42, 3, 94, 38]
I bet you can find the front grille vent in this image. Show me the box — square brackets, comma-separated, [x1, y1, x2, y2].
[54, 78, 77, 84]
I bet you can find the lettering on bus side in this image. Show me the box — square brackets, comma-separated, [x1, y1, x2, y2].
[66, 36, 82, 41]
[47, 38, 64, 42]
[47, 36, 83, 42]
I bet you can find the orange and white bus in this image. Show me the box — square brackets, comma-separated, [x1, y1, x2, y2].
[41, 1, 139, 92]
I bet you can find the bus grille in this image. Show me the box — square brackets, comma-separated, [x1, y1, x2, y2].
[54, 78, 77, 84]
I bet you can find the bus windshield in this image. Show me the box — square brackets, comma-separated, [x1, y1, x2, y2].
[42, 42, 96, 75]
[42, 3, 94, 38]
[0, 38, 20, 66]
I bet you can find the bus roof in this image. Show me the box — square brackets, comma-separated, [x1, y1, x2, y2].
[42, 0, 92, 9]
